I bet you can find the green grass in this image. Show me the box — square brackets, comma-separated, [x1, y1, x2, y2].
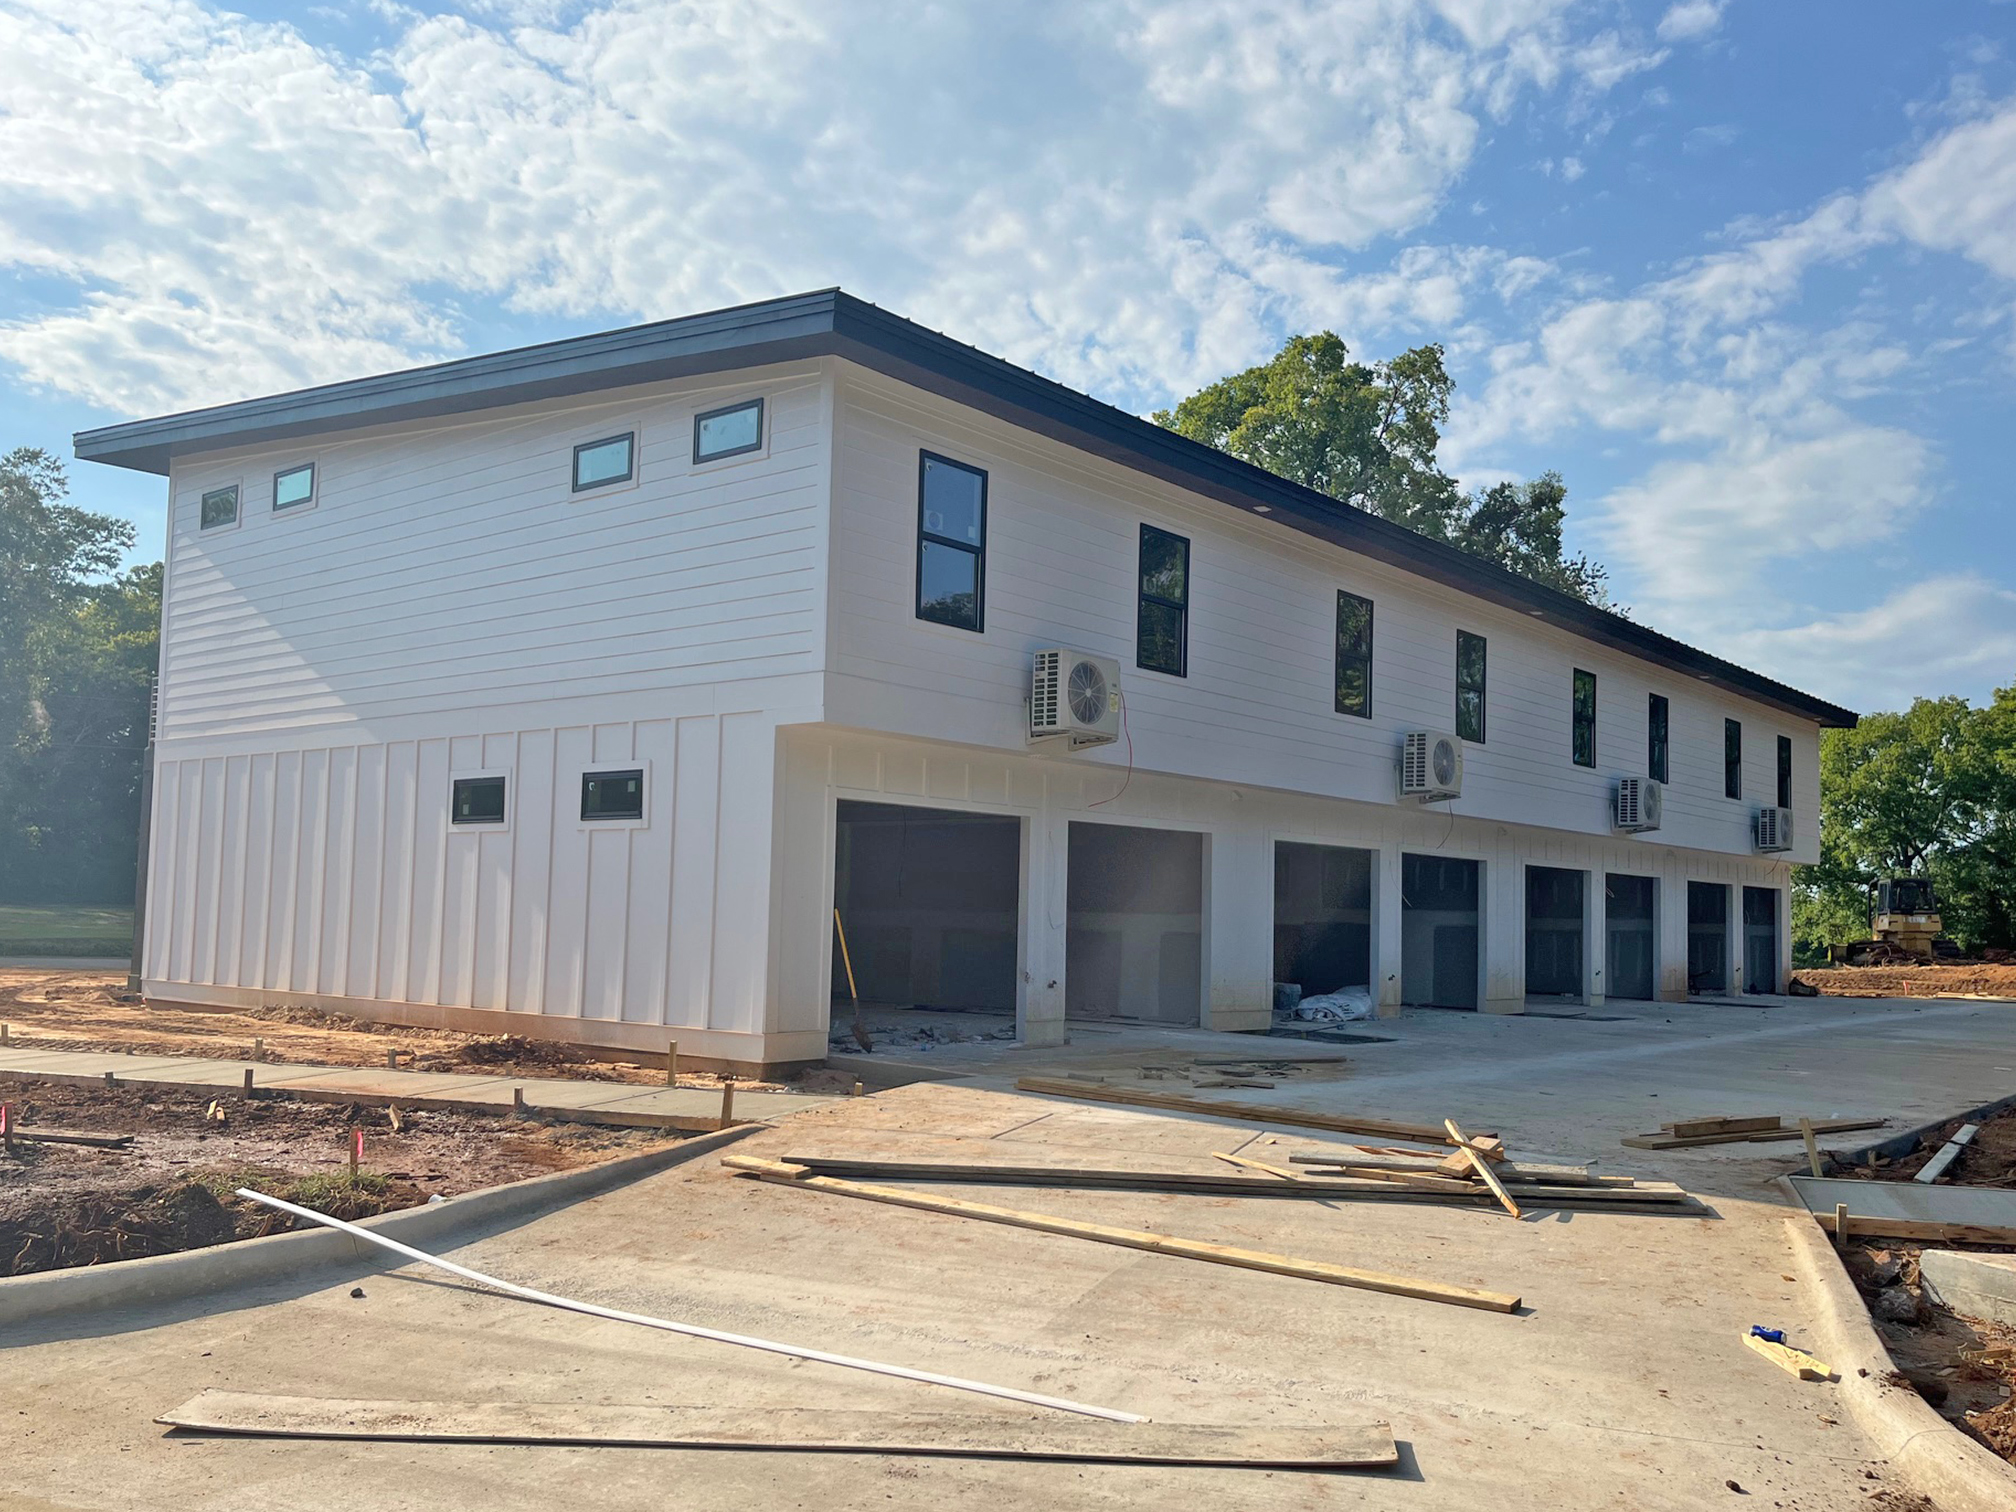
[0, 903, 133, 956]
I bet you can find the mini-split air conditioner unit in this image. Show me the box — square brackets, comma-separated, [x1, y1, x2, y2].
[1615, 776, 1664, 833]
[1029, 648, 1121, 750]
[1399, 730, 1463, 801]
[1755, 805, 1795, 853]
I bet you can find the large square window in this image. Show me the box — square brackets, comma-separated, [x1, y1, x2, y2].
[916, 452, 986, 631]
[273, 463, 316, 511]
[573, 433, 636, 492]
[452, 775, 507, 824]
[581, 768, 645, 821]
[200, 485, 239, 530]
[694, 398, 764, 462]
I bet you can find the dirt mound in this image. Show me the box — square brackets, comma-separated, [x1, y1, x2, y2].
[3, 1177, 242, 1271]
[1965, 1395, 2016, 1460]
[453, 1034, 579, 1068]
[1794, 962, 2016, 999]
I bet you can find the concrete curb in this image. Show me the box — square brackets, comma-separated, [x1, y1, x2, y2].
[0, 1123, 759, 1331]
[1780, 1202, 2016, 1511]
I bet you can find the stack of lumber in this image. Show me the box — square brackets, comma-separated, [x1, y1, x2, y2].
[1621, 1114, 1885, 1150]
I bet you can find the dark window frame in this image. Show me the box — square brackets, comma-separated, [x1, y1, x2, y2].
[450, 774, 508, 826]
[914, 450, 988, 633]
[1135, 523, 1190, 677]
[1648, 693, 1670, 784]
[1777, 734, 1793, 810]
[1572, 668, 1597, 768]
[199, 483, 240, 531]
[571, 431, 636, 493]
[1724, 718, 1743, 800]
[1335, 590, 1373, 718]
[580, 767, 645, 822]
[272, 462, 316, 512]
[1455, 630, 1487, 743]
[693, 397, 765, 463]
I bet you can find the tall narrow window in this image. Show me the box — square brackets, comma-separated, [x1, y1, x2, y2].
[1456, 631, 1487, 743]
[1777, 735, 1793, 809]
[915, 452, 986, 632]
[1136, 525, 1189, 676]
[1724, 718, 1743, 799]
[1335, 591, 1373, 717]
[1572, 669, 1597, 767]
[1648, 694, 1670, 784]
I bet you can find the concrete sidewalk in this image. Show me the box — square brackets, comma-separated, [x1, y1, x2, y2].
[0, 1046, 836, 1129]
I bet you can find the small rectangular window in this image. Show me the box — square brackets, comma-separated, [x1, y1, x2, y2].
[1777, 734, 1792, 809]
[1572, 669, 1597, 767]
[273, 463, 315, 512]
[693, 398, 764, 463]
[451, 775, 507, 825]
[1136, 524, 1190, 677]
[916, 452, 987, 632]
[200, 484, 239, 530]
[1456, 631, 1487, 743]
[1724, 718, 1742, 800]
[1335, 591, 1373, 717]
[581, 768, 644, 821]
[1648, 694, 1670, 784]
[572, 432, 635, 492]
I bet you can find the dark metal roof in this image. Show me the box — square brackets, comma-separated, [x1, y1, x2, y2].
[74, 288, 1857, 727]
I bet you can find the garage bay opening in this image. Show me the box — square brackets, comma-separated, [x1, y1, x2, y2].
[831, 800, 1021, 1051]
[1401, 854, 1480, 1010]
[1273, 842, 1373, 1019]
[1066, 822, 1204, 1024]
[1525, 865, 1585, 1002]
[1605, 873, 1656, 1001]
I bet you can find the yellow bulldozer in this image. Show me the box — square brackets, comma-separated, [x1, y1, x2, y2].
[1829, 877, 1944, 964]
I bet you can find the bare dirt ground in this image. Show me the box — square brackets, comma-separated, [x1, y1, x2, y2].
[1832, 1103, 2016, 1462]
[0, 966, 783, 1090]
[1795, 961, 2016, 999]
[0, 1080, 672, 1278]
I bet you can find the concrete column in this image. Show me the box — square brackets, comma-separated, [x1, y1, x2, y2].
[1658, 858, 1690, 1001]
[1374, 845, 1404, 1018]
[1205, 827, 1271, 1033]
[1481, 854, 1525, 1015]
[1584, 867, 1607, 1007]
[1021, 804, 1068, 1048]
[1726, 882, 1746, 1000]
[1777, 881, 1794, 996]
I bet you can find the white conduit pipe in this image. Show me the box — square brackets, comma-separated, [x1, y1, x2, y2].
[237, 1187, 1143, 1424]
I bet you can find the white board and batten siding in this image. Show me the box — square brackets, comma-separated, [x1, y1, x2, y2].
[824, 363, 1820, 867]
[143, 362, 837, 1063]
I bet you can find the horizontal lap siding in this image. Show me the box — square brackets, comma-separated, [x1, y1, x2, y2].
[159, 366, 829, 740]
[827, 366, 1818, 864]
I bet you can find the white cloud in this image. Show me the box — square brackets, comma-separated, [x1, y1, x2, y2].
[1655, 1, 1724, 44]
[1864, 100, 2016, 280]
[0, 0, 1655, 416]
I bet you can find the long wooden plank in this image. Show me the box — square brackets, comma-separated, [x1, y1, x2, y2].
[1914, 1124, 1979, 1185]
[1287, 1154, 1613, 1186]
[1826, 1213, 2016, 1246]
[1666, 1115, 1782, 1138]
[1622, 1117, 1886, 1150]
[5, 1127, 134, 1148]
[1012, 1078, 1469, 1145]
[1446, 1120, 1521, 1219]
[758, 1154, 1686, 1205]
[730, 1158, 1520, 1312]
[157, 1391, 1398, 1469]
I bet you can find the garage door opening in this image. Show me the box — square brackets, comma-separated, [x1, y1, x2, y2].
[1402, 854, 1479, 1010]
[1743, 886, 1779, 994]
[1067, 822, 1204, 1024]
[1687, 881, 1730, 996]
[1273, 842, 1372, 1003]
[1525, 866, 1585, 1001]
[1606, 874, 1656, 1001]
[831, 800, 1020, 1048]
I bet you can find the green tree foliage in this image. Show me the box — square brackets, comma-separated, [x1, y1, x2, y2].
[1153, 333, 1616, 606]
[0, 448, 158, 904]
[1792, 688, 2016, 960]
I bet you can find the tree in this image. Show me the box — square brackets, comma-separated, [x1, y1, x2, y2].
[0, 449, 157, 904]
[1153, 334, 1615, 606]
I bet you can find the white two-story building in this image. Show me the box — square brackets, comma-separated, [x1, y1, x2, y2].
[78, 291, 1855, 1074]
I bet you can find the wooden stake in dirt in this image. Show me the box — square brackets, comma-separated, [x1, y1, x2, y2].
[1833, 1202, 1849, 1248]
[240, 1068, 253, 1100]
[2, 1022, 9, 1045]
[666, 1042, 678, 1088]
[1445, 1119, 1522, 1219]
[718, 1076, 737, 1130]
[1, 1101, 10, 1153]
[513, 1087, 526, 1116]
[253, 1037, 264, 1064]
[1799, 1118, 1823, 1179]
[386, 1048, 399, 1070]
[729, 1158, 1519, 1312]
[349, 1127, 362, 1177]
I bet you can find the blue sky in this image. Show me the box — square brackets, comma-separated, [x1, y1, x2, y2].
[4, 0, 2014, 711]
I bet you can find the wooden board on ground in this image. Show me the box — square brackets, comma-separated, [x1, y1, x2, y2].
[729, 1156, 1520, 1312]
[1665, 1115, 1782, 1138]
[1286, 1153, 1613, 1186]
[1013, 1077, 1469, 1146]
[2, 1126, 133, 1148]
[1445, 1119, 1521, 1219]
[157, 1391, 1400, 1470]
[1915, 1124, 1979, 1185]
[1623, 1117, 1885, 1150]
[1744, 1333, 1832, 1381]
